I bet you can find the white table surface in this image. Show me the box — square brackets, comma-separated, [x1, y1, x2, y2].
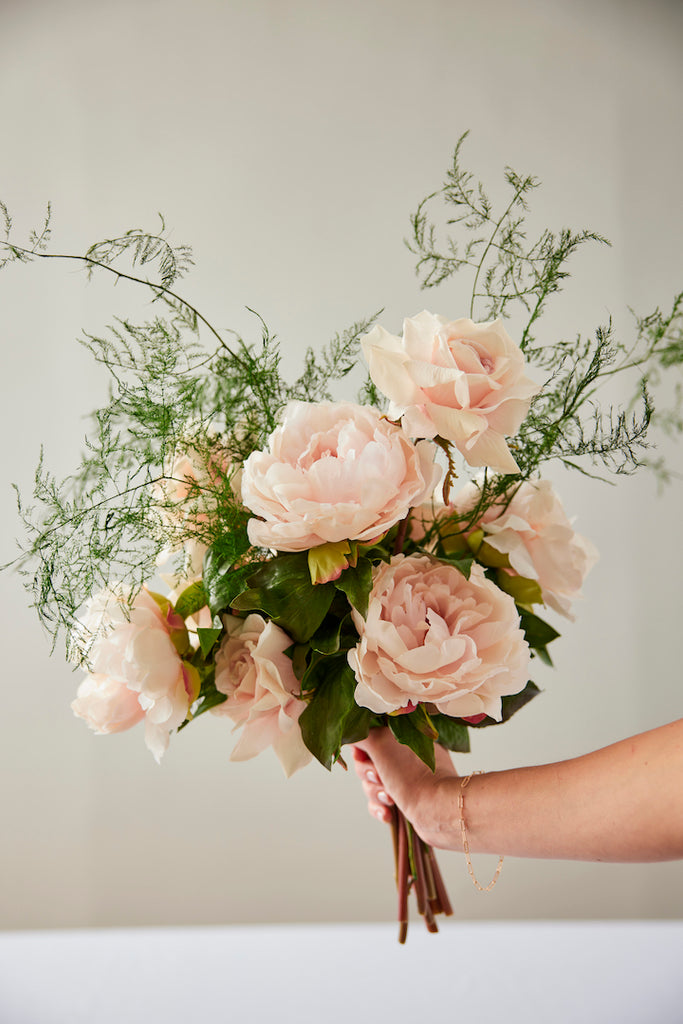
[0, 921, 681, 1024]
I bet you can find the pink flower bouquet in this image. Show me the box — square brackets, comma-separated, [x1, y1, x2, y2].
[4, 135, 681, 940]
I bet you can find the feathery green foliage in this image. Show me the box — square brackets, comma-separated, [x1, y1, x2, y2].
[407, 133, 683, 494]
[2, 135, 682, 662]
[1, 209, 378, 658]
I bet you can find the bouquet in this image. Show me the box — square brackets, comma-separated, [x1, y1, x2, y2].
[3, 135, 682, 941]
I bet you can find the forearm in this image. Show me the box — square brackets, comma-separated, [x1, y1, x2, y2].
[443, 720, 683, 862]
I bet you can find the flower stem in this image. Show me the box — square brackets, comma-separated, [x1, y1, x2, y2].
[391, 807, 453, 942]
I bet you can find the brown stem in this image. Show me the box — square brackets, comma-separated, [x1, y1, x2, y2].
[413, 837, 438, 933]
[396, 810, 410, 944]
[425, 845, 454, 917]
[392, 515, 410, 556]
[421, 840, 441, 914]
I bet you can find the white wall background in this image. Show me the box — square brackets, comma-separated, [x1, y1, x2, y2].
[1, 0, 681, 930]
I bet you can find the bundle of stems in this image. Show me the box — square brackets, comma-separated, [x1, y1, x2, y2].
[391, 807, 453, 943]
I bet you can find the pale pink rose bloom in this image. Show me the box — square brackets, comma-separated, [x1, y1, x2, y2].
[71, 586, 192, 762]
[361, 312, 539, 474]
[154, 434, 239, 561]
[454, 479, 598, 619]
[212, 613, 312, 777]
[241, 400, 441, 552]
[71, 674, 145, 733]
[348, 554, 530, 720]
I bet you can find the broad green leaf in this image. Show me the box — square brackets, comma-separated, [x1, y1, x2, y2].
[437, 550, 475, 579]
[309, 614, 343, 655]
[340, 703, 373, 746]
[177, 666, 224, 730]
[231, 552, 335, 643]
[197, 627, 224, 657]
[500, 681, 541, 720]
[203, 548, 262, 614]
[414, 703, 439, 740]
[497, 571, 543, 606]
[519, 610, 560, 649]
[469, 681, 542, 729]
[190, 687, 227, 721]
[430, 713, 471, 752]
[534, 646, 554, 667]
[298, 658, 358, 770]
[388, 712, 436, 771]
[334, 556, 374, 618]
[174, 580, 209, 619]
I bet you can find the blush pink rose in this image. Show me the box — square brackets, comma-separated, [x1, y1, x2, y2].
[212, 613, 312, 777]
[348, 554, 530, 720]
[241, 400, 441, 552]
[154, 433, 239, 557]
[71, 586, 194, 761]
[453, 479, 598, 619]
[361, 311, 539, 473]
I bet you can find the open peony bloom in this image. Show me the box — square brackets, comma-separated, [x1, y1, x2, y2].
[71, 586, 195, 762]
[212, 613, 311, 777]
[241, 400, 441, 552]
[453, 479, 598, 619]
[361, 311, 539, 473]
[348, 554, 530, 720]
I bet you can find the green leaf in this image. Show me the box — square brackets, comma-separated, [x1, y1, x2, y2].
[340, 703, 373, 746]
[174, 580, 209, 619]
[534, 646, 554, 667]
[436, 550, 474, 579]
[430, 713, 471, 753]
[500, 681, 541, 720]
[309, 614, 343, 655]
[388, 712, 436, 771]
[414, 703, 439, 740]
[231, 552, 335, 643]
[189, 686, 227, 722]
[196, 626, 223, 657]
[298, 658, 358, 770]
[496, 571, 543, 606]
[177, 666, 225, 730]
[469, 681, 542, 729]
[519, 610, 560, 650]
[334, 556, 374, 617]
[203, 547, 261, 615]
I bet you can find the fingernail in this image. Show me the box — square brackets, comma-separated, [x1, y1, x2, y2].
[366, 770, 379, 784]
[374, 808, 387, 822]
[377, 790, 393, 806]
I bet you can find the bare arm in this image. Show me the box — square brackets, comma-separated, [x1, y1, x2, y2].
[352, 718, 683, 862]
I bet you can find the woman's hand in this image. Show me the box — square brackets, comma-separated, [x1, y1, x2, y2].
[351, 728, 461, 849]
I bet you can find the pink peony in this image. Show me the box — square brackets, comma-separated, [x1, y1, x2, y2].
[241, 400, 441, 552]
[348, 554, 530, 720]
[71, 586, 194, 761]
[453, 479, 598, 619]
[361, 311, 539, 473]
[212, 613, 312, 777]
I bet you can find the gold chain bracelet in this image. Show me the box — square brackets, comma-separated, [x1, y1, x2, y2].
[459, 772, 505, 893]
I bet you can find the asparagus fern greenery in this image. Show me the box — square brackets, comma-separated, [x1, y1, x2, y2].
[2, 133, 682, 671]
